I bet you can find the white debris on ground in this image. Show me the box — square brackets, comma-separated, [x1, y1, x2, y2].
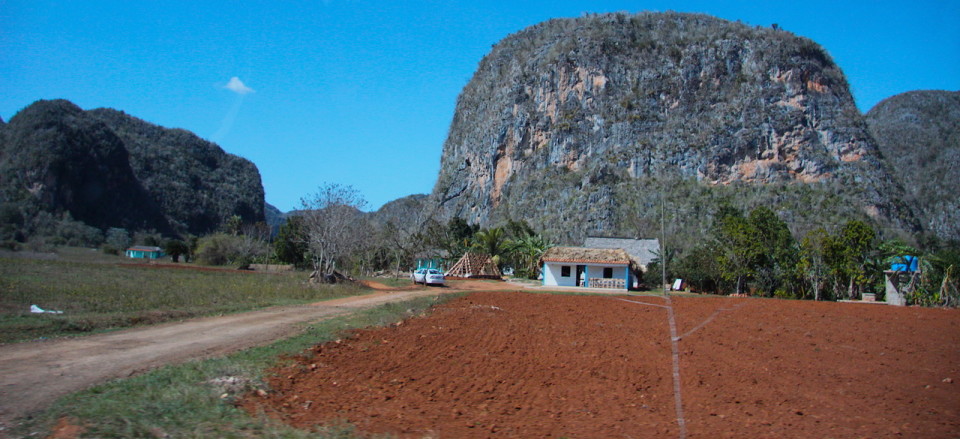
[30, 305, 63, 314]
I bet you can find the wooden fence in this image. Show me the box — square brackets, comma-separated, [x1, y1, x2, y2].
[586, 278, 626, 289]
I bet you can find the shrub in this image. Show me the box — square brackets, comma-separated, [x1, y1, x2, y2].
[105, 228, 131, 252]
[54, 217, 103, 247]
[133, 231, 162, 247]
[0, 240, 21, 251]
[195, 233, 267, 267]
[163, 240, 189, 263]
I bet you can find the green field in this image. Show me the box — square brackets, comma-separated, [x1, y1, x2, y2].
[0, 248, 366, 344]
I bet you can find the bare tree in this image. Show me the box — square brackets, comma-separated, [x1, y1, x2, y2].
[381, 201, 434, 274]
[298, 183, 368, 278]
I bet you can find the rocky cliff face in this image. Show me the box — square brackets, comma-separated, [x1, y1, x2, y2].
[867, 90, 960, 242]
[0, 99, 265, 237]
[430, 12, 918, 243]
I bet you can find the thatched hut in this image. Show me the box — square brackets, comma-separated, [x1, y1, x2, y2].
[540, 247, 637, 290]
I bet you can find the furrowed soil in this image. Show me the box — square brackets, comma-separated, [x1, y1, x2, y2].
[243, 292, 960, 438]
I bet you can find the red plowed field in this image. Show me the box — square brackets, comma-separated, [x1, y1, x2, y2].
[243, 292, 960, 438]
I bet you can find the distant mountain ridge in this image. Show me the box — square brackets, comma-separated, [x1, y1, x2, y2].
[867, 90, 960, 242]
[426, 12, 920, 244]
[0, 99, 265, 239]
[3, 14, 951, 249]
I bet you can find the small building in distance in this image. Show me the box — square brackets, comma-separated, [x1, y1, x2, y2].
[125, 246, 165, 259]
[541, 247, 633, 291]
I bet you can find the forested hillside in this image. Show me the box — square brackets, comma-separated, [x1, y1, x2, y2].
[867, 90, 960, 243]
[91, 107, 265, 235]
[0, 99, 265, 245]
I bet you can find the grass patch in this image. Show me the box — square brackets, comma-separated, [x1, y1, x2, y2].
[0, 253, 366, 343]
[14, 294, 458, 439]
[357, 275, 415, 288]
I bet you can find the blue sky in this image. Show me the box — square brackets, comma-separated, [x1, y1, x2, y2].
[2, 1, 958, 212]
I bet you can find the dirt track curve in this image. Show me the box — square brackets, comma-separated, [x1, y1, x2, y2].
[0, 280, 515, 430]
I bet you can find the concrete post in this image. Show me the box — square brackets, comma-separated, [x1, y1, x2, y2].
[885, 271, 907, 306]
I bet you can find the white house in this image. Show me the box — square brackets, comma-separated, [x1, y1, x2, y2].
[541, 247, 633, 291]
[583, 237, 660, 289]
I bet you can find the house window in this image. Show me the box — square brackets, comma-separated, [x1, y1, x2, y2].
[603, 267, 613, 278]
[561, 266, 571, 277]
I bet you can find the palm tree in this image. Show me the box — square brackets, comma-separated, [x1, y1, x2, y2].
[508, 234, 554, 279]
[472, 228, 509, 267]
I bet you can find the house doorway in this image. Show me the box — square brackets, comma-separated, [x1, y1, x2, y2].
[575, 265, 586, 287]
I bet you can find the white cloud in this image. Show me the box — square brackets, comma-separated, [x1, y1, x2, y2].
[224, 76, 254, 95]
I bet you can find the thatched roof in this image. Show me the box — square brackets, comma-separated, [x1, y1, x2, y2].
[541, 247, 632, 265]
[584, 237, 660, 267]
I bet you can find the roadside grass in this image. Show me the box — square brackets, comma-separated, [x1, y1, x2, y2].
[14, 294, 458, 439]
[0, 254, 365, 344]
[357, 275, 415, 288]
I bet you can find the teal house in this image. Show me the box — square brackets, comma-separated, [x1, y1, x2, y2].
[125, 246, 165, 259]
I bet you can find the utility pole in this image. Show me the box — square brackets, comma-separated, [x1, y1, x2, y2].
[661, 193, 667, 296]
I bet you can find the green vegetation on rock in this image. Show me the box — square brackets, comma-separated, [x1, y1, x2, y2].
[866, 90, 960, 242]
[0, 99, 266, 245]
[428, 12, 919, 244]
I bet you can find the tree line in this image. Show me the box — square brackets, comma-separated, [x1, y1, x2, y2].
[270, 184, 554, 280]
[655, 206, 959, 306]
[10, 181, 955, 307]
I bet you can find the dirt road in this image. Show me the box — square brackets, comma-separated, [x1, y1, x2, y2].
[0, 280, 516, 429]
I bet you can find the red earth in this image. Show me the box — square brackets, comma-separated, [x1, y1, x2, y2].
[243, 291, 960, 438]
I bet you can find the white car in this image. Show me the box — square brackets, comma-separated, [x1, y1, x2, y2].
[411, 268, 445, 286]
